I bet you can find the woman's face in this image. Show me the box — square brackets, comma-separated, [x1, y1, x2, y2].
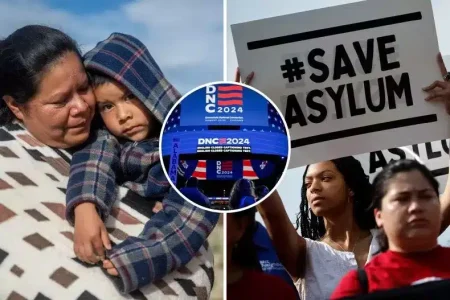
[304, 161, 350, 216]
[12, 52, 95, 149]
[375, 170, 441, 248]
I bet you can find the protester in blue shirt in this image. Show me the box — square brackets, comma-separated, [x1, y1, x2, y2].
[253, 221, 300, 299]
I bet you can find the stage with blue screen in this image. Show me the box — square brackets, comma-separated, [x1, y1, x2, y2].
[161, 83, 289, 210]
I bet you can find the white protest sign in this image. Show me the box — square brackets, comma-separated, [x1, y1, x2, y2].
[231, 0, 449, 169]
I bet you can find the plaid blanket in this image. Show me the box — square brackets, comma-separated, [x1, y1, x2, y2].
[0, 123, 215, 300]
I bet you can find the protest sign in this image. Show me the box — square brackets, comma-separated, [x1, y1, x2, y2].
[232, 0, 449, 169]
[356, 139, 450, 192]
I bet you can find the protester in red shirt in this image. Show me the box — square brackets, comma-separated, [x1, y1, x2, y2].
[227, 205, 297, 300]
[331, 159, 450, 299]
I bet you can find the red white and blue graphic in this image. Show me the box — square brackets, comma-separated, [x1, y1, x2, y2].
[179, 83, 268, 127]
[175, 159, 277, 181]
[218, 138, 227, 145]
[216, 160, 233, 179]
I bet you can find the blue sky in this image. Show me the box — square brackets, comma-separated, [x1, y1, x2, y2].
[0, 0, 223, 94]
[41, 0, 127, 14]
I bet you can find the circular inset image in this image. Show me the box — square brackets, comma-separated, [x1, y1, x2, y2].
[160, 82, 290, 213]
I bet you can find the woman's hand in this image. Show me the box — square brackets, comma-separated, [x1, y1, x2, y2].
[73, 203, 112, 264]
[234, 67, 254, 85]
[423, 53, 450, 114]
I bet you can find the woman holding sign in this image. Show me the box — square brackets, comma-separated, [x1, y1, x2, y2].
[237, 53, 450, 299]
[331, 159, 450, 298]
[258, 156, 379, 299]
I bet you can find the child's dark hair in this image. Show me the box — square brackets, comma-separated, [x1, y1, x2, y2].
[0, 25, 81, 125]
[86, 69, 163, 136]
[86, 70, 115, 88]
[230, 207, 262, 271]
[371, 159, 439, 252]
[295, 156, 376, 240]
[229, 179, 256, 209]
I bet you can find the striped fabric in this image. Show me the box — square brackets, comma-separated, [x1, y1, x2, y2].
[192, 160, 207, 180]
[243, 159, 258, 180]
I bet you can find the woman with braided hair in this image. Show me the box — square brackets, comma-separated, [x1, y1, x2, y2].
[259, 157, 379, 299]
[295, 157, 375, 241]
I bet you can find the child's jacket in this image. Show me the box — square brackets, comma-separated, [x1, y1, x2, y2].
[65, 33, 219, 294]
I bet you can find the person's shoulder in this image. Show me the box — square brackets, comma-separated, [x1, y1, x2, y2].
[437, 245, 450, 251]
[435, 245, 450, 256]
[365, 249, 389, 269]
[330, 269, 362, 300]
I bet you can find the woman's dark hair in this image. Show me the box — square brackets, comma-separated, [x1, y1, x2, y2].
[255, 185, 269, 200]
[229, 179, 256, 209]
[371, 159, 439, 252]
[0, 25, 81, 125]
[296, 156, 376, 240]
[230, 207, 262, 271]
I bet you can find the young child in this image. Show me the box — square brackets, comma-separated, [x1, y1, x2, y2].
[65, 33, 219, 294]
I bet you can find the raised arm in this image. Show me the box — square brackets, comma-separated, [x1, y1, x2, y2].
[423, 53, 450, 233]
[257, 190, 307, 281]
[440, 160, 450, 234]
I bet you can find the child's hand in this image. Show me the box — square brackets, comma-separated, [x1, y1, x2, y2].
[103, 260, 119, 276]
[152, 201, 163, 214]
[73, 203, 112, 264]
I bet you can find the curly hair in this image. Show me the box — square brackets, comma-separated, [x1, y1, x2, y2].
[295, 156, 376, 240]
[229, 179, 256, 209]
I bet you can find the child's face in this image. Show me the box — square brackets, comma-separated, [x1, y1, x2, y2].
[94, 81, 156, 141]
